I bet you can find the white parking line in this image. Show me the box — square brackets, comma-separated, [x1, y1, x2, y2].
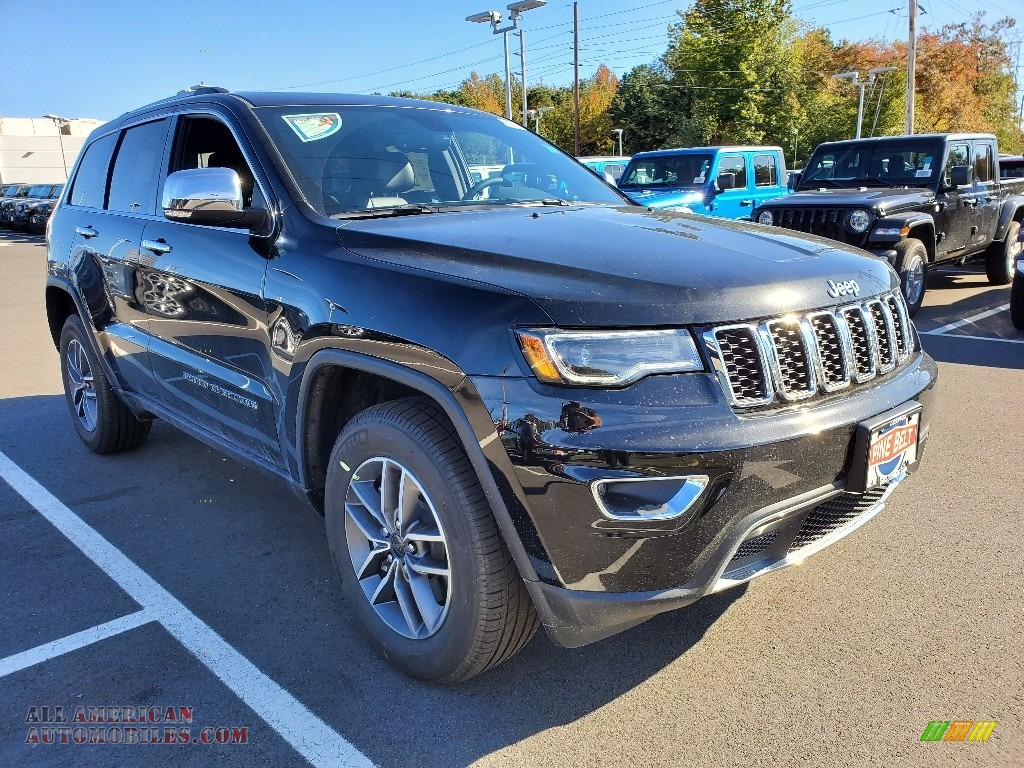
[922, 304, 1010, 335]
[921, 332, 1024, 345]
[0, 611, 154, 678]
[0, 450, 375, 768]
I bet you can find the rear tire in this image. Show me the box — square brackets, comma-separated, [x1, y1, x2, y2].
[324, 397, 538, 683]
[59, 315, 151, 454]
[893, 238, 928, 316]
[985, 221, 1020, 286]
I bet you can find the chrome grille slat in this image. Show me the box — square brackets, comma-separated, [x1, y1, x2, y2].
[709, 292, 913, 409]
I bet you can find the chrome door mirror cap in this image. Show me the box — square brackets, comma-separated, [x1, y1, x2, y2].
[162, 168, 265, 229]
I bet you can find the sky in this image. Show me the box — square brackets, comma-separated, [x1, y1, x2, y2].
[1, 0, 1019, 121]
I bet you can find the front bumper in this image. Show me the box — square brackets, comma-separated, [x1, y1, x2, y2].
[470, 349, 938, 646]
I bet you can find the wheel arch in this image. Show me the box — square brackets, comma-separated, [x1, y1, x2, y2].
[294, 349, 543, 585]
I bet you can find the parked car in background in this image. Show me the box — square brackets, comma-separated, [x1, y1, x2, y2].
[999, 155, 1024, 179]
[0, 183, 33, 227]
[617, 146, 789, 219]
[11, 184, 62, 231]
[29, 199, 57, 235]
[578, 156, 630, 183]
[754, 134, 1024, 315]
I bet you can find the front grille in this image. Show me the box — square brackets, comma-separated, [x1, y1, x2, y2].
[705, 291, 913, 409]
[788, 488, 888, 552]
[769, 207, 868, 247]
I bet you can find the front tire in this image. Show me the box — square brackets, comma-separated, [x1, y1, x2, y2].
[986, 221, 1020, 286]
[893, 238, 928, 316]
[324, 397, 538, 683]
[59, 315, 151, 454]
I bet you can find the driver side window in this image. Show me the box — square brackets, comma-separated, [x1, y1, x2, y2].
[944, 143, 970, 185]
[171, 116, 260, 209]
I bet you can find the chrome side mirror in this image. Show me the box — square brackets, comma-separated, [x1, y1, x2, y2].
[162, 168, 266, 229]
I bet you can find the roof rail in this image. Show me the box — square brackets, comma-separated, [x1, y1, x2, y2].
[176, 84, 230, 97]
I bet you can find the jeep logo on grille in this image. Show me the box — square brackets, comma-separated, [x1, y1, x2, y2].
[826, 279, 860, 298]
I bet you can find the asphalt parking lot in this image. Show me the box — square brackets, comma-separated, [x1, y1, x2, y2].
[1, 229, 1021, 768]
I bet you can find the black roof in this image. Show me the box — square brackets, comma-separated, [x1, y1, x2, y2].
[816, 132, 996, 147]
[108, 86, 483, 129]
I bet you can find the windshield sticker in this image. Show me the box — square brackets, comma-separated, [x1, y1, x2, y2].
[693, 175, 705, 184]
[282, 113, 343, 142]
[916, 169, 931, 177]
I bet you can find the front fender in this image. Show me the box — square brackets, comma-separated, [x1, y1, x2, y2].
[293, 348, 554, 587]
[868, 213, 936, 261]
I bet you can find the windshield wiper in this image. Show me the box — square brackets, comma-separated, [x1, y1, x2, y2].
[332, 204, 436, 220]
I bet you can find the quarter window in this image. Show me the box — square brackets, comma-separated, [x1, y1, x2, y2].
[718, 156, 747, 188]
[68, 133, 116, 208]
[754, 154, 778, 187]
[107, 119, 169, 215]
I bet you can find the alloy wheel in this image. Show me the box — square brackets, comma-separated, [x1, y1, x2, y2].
[65, 339, 98, 432]
[904, 255, 925, 307]
[344, 457, 452, 639]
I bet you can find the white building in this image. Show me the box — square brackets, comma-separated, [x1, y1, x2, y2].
[0, 117, 106, 185]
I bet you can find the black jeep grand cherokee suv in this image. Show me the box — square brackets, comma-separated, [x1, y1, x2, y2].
[45, 87, 938, 682]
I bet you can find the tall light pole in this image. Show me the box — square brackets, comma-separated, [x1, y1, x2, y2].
[467, 1, 546, 123]
[42, 114, 70, 179]
[612, 128, 624, 157]
[526, 105, 554, 135]
[833, 67, 897, 139]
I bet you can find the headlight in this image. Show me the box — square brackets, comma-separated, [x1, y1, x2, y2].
[516, 328, 704, 386]
[846, 209, 871, 233]
[757, 210, 774, 226]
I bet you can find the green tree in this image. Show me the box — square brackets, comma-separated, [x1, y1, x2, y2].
[663, 0, 801, 146]
[609, 64, 677, 153]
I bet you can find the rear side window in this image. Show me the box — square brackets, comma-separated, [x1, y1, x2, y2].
[718, 156, 747, 188]
[973, 142, 992, 183]
[754, 154, 778, 187]
[107, 119, 169, 215]
[68, 133, 116, 208]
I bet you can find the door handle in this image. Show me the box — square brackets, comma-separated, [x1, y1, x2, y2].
[75, 225, 98, 239]
[740, 199, 753, 207]
[142, 238, 173, 254]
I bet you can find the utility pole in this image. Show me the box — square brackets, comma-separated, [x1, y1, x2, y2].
[573, 1, 580, 156]
[906, 0, 917, 135]
[518, 29, 528, 127]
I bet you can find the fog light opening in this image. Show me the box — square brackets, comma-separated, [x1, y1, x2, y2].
[592, 475, 709, 522]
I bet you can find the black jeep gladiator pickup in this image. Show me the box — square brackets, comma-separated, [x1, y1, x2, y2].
[754, 133, 1024, 314]
[45, 88, 937, 682]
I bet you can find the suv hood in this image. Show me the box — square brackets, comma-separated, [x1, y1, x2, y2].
[618, 186, 707, 209]
[768, 187, 935, 212]
[336, 205, 897, 326]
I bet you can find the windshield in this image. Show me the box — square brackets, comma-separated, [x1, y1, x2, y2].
[1, 186, 16, 197]
[619, 154, 714, 189]
[800, 142, 943, 188]
[49, 184, 64, 198]
[253, 105, 624, 216]
[26, 185, 52, 197]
